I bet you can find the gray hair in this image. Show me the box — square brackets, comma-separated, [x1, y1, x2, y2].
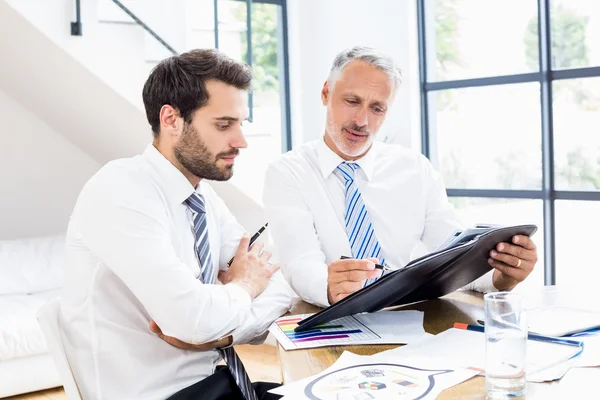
[327, 46, 402, 96]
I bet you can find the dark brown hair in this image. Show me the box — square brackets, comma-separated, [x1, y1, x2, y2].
[142, 49, 252, 137]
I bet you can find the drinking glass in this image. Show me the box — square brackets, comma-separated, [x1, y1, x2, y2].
[485, 292, 527, 399]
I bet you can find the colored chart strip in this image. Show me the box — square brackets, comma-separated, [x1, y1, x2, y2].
[287, 329, 363, 340]
[279, 325, 344, 333]
[293, 334, 350, 343]
[283, 327, 346, 337]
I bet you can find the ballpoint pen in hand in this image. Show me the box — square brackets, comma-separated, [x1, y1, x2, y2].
[226, 223, 269, 268]
[339, 255, 393, 271]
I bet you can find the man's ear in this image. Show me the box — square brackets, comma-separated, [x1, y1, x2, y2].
[321, 81, 330, 106]
[159, 105, 181, 138]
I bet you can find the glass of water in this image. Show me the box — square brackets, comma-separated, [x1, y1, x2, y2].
[485, 292, 527, 399]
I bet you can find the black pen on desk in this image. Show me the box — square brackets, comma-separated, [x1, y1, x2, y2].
[340, 255, 393, 271]
[226, 223, 269, 268]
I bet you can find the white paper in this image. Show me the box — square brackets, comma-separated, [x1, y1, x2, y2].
[570, 331, 600, 367]
[269, 311, 430, 351]
[527, 305, 600, 337]
[380, 328, 582, 382]
[271, 351, 478, 400]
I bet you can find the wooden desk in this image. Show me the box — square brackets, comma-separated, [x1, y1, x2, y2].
[278, 289, 599, 399]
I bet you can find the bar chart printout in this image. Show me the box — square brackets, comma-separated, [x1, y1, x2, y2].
[273, 314, 381, 350]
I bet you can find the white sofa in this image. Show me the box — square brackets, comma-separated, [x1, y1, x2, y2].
[0, 235, 64, 398]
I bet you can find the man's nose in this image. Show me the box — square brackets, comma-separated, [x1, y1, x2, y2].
[353, 107, 369, 128]
[231, 127, 248, 149]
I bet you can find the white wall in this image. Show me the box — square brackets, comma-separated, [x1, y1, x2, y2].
[5, 0, 151, 110]
[286, 0, 421, 149]
[0, 89, 101, 239]
[0, 0, 264, 238]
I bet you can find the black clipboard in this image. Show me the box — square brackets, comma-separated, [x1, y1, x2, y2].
[295, 224, 537, 332]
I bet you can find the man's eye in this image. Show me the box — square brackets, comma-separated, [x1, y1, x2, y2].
[217, 124, 229, 130]
[346, 99, 359, 105]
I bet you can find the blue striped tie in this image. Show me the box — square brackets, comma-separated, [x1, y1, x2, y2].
[334, 163, 386, 286]
[185, 193, 258, 400]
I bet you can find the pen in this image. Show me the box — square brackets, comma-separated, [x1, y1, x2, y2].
[453, 322, 584, 348]
[226, 223, 269, 268]
[340, 255, 393, 271]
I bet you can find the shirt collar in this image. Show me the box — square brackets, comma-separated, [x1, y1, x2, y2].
[142, 144, 196, 207]
[316, 137, 377, 181]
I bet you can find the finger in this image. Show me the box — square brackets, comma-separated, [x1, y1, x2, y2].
[488, 259, 529, 282]
[163, 335, 195, 350]
[332, 269, 381, 283]
[334, 292, 354, 303]
[265, 262, 280, 276]
[489, 255, 533, 273]
[489, 250, 523, 268]
[235, 234, 251, 257]
[149, 320, 162, 336]
[512, 235, 536, 250]
[250, 241, 265, 256]
[334, 280, 364, 295]
[330, 259, 376, 273]
[259, 249, 272, 262]
[495, 242, 536, 262]
[366, 257, 380, 264]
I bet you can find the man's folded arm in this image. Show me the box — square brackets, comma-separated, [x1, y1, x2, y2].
[229, 270, 294, 345]
[76, 175, 252, 345]
[212, 187, 295, 345]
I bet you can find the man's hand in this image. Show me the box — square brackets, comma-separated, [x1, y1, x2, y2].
[327, 258, 382, 304]
[149, 320, 231, 350]
[489, 235, 538, 291]
[218, 234, 280, 299]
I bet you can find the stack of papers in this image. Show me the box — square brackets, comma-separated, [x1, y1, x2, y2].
[380, 328, 583, 382]
[527, 305, 600, 337]
[435, 224, 500, 251]
[568, 329, 600, 368]
[269, 351, 479, 400]
[269, 311, 430, 351]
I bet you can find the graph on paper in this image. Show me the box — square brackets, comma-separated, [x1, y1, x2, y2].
[271, 314, 381, 350]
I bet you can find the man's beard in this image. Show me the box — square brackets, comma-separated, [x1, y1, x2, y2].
[174, 123, 239, 181]
[334, 122, 373, 157]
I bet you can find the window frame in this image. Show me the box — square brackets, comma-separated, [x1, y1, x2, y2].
[214, 0, 292, 152]
[416, 0, 600, 285]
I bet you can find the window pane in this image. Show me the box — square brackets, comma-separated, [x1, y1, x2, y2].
[426, 0, 538, 81]
[553, 78, 600, 191]
[450, 197, 545, 289]
[217, 1, 285, 202]
[551, 0, 600, 69]
[556, 200, 600, 285]
[216, 0, 247, 63]
[429, 83, 542, 189]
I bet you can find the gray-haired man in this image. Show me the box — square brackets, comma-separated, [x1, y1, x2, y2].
[263, 46, 538, 308]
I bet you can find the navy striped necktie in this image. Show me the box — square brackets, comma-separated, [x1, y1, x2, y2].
[185, 192, 258, 400]
[334, 162, 386, 286]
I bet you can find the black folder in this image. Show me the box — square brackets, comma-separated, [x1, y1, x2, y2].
[295, 224, 538, 332]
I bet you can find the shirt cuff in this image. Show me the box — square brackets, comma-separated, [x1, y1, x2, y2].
[231, 329, 269, 346]
[311, 267, 331, 308]
[226, 283, 253, 309]
[472, 270, 497, 293]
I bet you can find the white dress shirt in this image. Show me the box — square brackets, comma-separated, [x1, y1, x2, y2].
[60, 144, 293, 400]
[263, 139, 494, 308]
